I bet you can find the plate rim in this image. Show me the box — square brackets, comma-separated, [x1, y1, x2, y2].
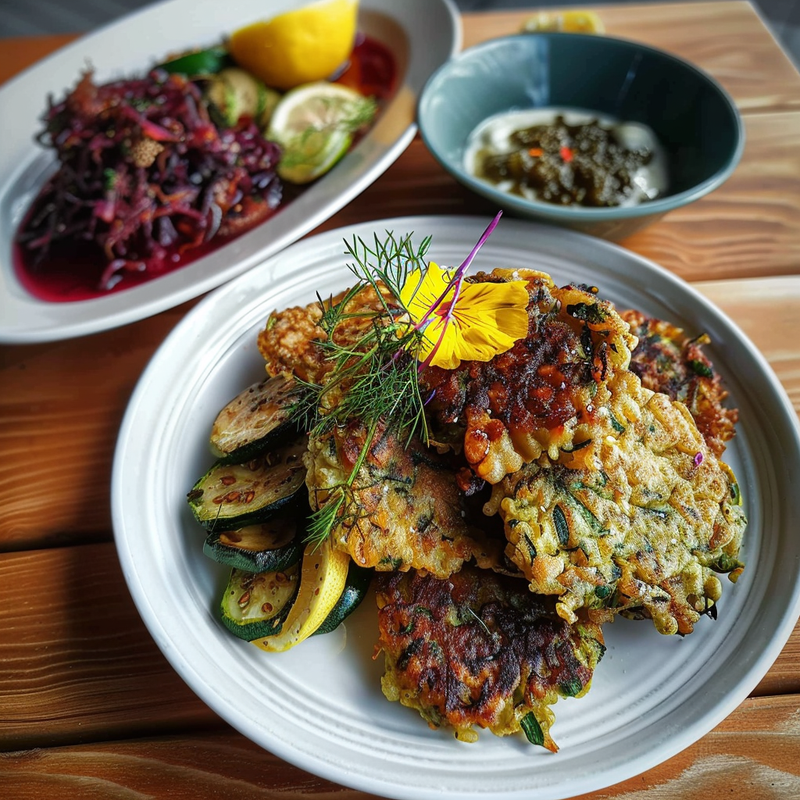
[112, 213, 800, 799]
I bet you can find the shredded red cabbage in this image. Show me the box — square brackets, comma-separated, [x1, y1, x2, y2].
[17, 70, 282, 290]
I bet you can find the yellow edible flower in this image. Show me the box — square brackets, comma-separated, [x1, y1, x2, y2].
[400, 263, 529, 369]
[398, 213, 529, 372]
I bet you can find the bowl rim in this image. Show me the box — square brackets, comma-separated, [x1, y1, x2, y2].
[417, 31, 746, 221]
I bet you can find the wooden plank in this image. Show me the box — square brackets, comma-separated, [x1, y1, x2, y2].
[625, 112, 800, 280]
[2, 267, 798, 551]
[3, 4, 800, 115]
[316, 112, 800, 283]
[463, 1, 800, 114]
[0, 34, 76, 86]
[2, 694, 800, 799]
[0, 542, 797, 750]
[0, 300, 198, 550]
[0, 544, 219, 750]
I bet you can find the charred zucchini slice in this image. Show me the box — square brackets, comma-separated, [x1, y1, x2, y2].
[314, 562, 373, 636]
[187, 437, 307, 530]
[210, 373, 301, 463]
[203, 514, 303, 573]
[220, 565, 299, 640]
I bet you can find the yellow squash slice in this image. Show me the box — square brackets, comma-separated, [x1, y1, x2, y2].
[253, 537, 350, 652]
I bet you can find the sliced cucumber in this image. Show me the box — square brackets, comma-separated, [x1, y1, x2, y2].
[206, 67, 273, 127]
[220, 565, 299, 641]
[203, 515, 303, 573]
[206, 77, 238, 126]
[313, 562, 373, 636]
[210, 373, 300, 464]
[187, 437, 307, 530]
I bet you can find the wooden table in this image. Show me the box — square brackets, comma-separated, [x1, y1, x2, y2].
[2, 2, 799, 796]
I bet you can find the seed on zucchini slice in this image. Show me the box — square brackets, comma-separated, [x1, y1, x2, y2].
[203, 514, 304, 573]
[210, 373, 301, 464]
[187, 436, 307, 530]
[314, 562, 373, 636]
[220, 565, 300, 641]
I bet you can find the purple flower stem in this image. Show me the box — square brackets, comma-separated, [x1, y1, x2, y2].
[414, 210, 503, 335]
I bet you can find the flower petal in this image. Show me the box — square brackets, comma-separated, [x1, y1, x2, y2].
[417, 280, 529, 369]
[400, 262, 453, 320]
[458, 281, 530, 336]
[397, 229, 530, 370]
[419, 316, 461, 370]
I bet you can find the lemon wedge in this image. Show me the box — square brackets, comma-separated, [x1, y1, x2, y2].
[229, 0, 359, 91]
[252, 538, 350, 652]
[521, 10, 605, 34]
[267, 81, 376, 183]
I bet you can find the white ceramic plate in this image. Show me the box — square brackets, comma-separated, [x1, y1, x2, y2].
[113, 215, 800, 800]
[0, 0, 460, 343]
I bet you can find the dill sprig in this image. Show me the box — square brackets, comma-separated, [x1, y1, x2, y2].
[294, 231, 433, 544]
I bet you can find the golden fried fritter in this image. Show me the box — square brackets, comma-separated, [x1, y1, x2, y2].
[257, 284, 394, 384]
[258, 271, 637, 489]
[256, 267, 746, 637]
[376, 566, 605, 751]
[493, 370, 746, 636]
[304, 421, 500, 577]
[421, 269, 638, 484]
[257, 301, 327, 384]
[621, 309, 738, 457]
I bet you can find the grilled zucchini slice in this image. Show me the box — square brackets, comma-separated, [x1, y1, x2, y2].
[210, 373, 301, 463]
[220, 565, 300, 640]
[219, 552, 370, 642]
[203, 514, 303, 573]
[314, 562, 373, 636]
[187, 436, 307, 530]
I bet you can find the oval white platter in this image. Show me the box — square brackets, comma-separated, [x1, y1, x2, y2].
[112, 215, 800, 800]
[0, 0, 460, 343]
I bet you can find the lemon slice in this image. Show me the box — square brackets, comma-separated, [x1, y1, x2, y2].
[521, 10, 605, 34]
[229, 0, 359, 91]
[252, 538, 350, 652]
[267, 81, 376, 183]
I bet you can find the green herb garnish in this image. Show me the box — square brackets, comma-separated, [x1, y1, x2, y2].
[294, 231, 432, 545]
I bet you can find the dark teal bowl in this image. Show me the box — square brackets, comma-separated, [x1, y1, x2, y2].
[418, 33, 744, 240]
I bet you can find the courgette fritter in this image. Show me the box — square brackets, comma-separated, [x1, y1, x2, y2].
[494, 370, 746, 635]
[622, 309, 738, 457]
[304, 421, 501, 577]
[376, 566, 605, 751]
[256, 268, 746, 637]
[421, 269, 638, 484]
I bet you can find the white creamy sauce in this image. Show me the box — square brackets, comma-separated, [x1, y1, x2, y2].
[463, 107, 669, 207]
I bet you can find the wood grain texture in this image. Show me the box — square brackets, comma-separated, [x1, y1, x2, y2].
[2, 694, 800, 799]
[2, 274, 797, 552]
[0, 300, 198, 550]
[624, 112, 800, 280]
[0, 544, 218, 751]
[462, 1, 800, 114]
[0, 540, 797, 751]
